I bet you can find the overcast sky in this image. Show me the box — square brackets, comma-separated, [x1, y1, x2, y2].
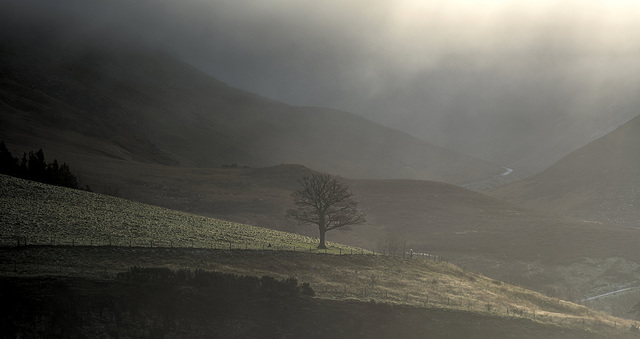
[136, 0, 640, 104]
[12, 0, 640, 173]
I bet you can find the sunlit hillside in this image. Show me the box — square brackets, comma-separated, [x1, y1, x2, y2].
[0, 175, 360, 253]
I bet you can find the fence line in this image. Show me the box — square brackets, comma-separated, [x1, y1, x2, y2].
[0, 234, 445, 261]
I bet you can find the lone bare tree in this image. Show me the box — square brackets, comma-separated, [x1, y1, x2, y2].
[376, 233, 407, 256]
[286, 172, 366, 249]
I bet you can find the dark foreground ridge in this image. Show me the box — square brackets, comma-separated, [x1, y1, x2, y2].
[0, 273, 609, 339]
[1, 245, 637, 338]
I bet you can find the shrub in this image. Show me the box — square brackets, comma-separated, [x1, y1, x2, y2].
[117, 267, 314, 297]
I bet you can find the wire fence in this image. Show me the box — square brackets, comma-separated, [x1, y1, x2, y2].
[0, 234, 445, 260]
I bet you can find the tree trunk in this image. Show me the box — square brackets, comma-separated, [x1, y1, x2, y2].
[318, 228, 327, 249]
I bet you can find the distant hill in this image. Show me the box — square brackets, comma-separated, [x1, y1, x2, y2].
[0, 4, 501, 185]
[491, 114, 640, 226]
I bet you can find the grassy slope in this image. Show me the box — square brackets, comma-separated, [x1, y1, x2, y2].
[0, 174, 637, 337]
[0, 174, 359, 253]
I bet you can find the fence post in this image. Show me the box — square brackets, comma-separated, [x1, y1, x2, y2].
[229, 243, 232, 250]
[339, 248, 342, 255]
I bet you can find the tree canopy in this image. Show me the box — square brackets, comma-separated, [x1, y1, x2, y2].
[286, 172, 365, 249]
[0, 141, 78, 189]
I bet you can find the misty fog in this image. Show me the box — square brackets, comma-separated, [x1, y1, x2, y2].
[11, 0, 640, 174]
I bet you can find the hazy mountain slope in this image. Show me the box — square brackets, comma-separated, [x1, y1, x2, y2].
[6, 0, 640, 183]
[362, 68, 640, 177]
[491, 114, 640, 226]
[0, 4, 502, 184]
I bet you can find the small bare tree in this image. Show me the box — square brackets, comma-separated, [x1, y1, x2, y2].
[286, 172, 366, 249]
[376, 233, 407, 256]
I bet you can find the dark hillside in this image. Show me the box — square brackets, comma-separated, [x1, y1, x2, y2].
[1, 275, 616, 339]
[0, 3, 502, 184]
